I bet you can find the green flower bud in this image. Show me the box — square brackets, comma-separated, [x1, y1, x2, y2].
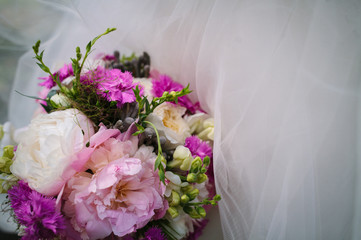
[214, 194, 222, 201]
[183, 206, 201, 219]
[196, 206, 206, 218]
[162, 91, 169, 97]
[161, 155, 167, 164]
[169, 190, 180, 207]
[180, 194, 190, 204]
[190, 157, 202, 173]
[203, 156, 210, 167]
[187, 173, 197, 183]
[196, 174, 208, 184]
[2, 145, 14, 159]
[0, 125, 4, 140]
[170, 91, 177, 97]
[200, 167, 207, 174]
[50, 93, 71, 108]
[181, 185, 193, 193]
[167, 206, 179, 218]
[0, 145, 15, 174]
[187, 188, 199, 201]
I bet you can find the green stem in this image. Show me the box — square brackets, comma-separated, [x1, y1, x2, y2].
[143, 120, 162, 155]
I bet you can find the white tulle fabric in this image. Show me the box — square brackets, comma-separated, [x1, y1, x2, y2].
[1, 0, 361, 239]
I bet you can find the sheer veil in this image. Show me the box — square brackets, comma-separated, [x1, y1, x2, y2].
[1, 0, 361, 239]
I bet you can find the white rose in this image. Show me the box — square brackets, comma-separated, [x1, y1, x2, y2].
[10, 109, 94, 196]
[146, 102, 190, 149]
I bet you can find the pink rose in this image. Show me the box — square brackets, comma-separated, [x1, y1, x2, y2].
[63, 126, 167, 239]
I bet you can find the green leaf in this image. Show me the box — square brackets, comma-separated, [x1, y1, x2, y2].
[158, 167, 165, 184]
[36, 62, 50, 73]
[145, 98, 150, 113]
[154, 155, 162, 171]
[86, 41, 91, 52]
[39, 50, 44, 59]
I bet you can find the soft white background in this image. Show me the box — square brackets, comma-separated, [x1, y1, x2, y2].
[1, 0, 361, 239]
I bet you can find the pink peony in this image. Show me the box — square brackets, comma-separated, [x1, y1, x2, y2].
[63, 126, 167, 240]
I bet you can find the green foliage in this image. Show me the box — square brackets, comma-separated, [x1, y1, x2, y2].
[32, 41, 63, 92]
[0, 125, 3, 140]
[72, 28, 117, 91]
[0, 145, 18, 193]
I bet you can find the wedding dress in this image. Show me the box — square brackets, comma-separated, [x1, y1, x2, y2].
[0, 0, 361, 239]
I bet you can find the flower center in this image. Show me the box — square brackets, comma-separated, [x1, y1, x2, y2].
[162, 109, 179, 132]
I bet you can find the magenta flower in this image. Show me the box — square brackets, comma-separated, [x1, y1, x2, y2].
[39, 63, 73, 89]
[8, 181, 65, 240]
[151, 74, 200, 113]
[184, 136, 212, 159]
[143, 227, 166, 240]
[80, 67, 140, 107]
[102, 54, 116, 61]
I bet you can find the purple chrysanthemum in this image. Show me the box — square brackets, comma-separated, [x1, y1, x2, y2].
[143, 227, 166, 240]
[8, 181, 65, 240]
[185, 136, 212, 160]
[39, 63, 73, 89]
[151, 74, 200, 114]
[80, 66, 140, 107]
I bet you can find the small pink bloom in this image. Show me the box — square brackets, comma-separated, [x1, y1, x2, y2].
[80, 67, 140, 108]
[151, 73, 201, 114]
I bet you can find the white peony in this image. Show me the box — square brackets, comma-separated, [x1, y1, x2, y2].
[146, 102, 190, 149]
[10, 109, 94, 196]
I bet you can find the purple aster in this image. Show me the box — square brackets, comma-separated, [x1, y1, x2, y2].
[80, 66, 139, 107]
[39, 63, 73, 89]
[8, 181, 65, 240]
[151, 74, 201, 114]
[143, 227, 166, 240]
[185, 136, 213, 160]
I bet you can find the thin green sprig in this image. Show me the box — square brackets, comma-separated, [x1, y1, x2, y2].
[143, 120, 165, 184]
[71, 27, 117, 94]
[32, 41, 64, 92]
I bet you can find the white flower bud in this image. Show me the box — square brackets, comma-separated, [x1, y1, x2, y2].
[172, 146, 193, 171]
[198, 118, 214, 141]
[50, 93, 71, 107]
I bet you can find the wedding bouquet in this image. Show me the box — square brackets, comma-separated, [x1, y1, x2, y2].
[0, 28, 220, 240]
